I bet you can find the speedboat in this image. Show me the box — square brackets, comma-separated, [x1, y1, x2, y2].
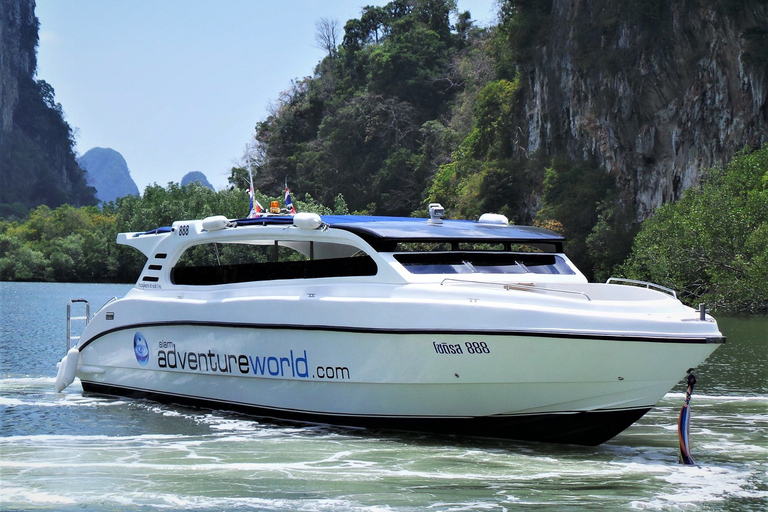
[56, 205, 724, 445]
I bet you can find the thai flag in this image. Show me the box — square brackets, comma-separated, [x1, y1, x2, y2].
[248, 185, 262, 218]
[285, 184, 296, 214]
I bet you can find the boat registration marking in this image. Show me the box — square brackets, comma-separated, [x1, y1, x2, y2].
[433, 341, 491, 355]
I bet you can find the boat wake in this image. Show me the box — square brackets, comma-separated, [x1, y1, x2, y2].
[1, 376, 766, 511]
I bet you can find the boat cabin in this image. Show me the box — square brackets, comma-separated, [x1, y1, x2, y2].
[119, 211, 583, 289]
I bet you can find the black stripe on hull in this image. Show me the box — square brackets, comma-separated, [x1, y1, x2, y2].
[77, 320, 725, 352]
[81, 381, 651, 446]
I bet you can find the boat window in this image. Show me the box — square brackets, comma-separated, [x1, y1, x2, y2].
[379, 241, 556, 253]
[394, 252, 575, 275]
[390, 242, 454, 252]
[171, 240, 377, 285]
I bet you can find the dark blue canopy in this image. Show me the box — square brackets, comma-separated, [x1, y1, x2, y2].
[134, 215, 564, 249]
[321, 215, 564, 244]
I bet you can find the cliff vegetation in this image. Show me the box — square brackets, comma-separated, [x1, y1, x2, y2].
[1, 0, 766, 313]
[0, 182, 351, 283]
[240, 0, 767, 281]
[1, 144, 765, 314]
[620, 144, 768, 315]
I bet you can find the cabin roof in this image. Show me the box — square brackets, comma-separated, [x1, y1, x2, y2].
[128, 215, 565, 247]
[318, 215, 564, 243]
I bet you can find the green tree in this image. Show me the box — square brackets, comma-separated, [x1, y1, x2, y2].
[248, 0, 468, 216]
[0, 204, 112, 282]
[620, 145, 768, 314]
[536, 157, 618, 279]
[0, 183, 262, 283]
[429, 78, 542, 223]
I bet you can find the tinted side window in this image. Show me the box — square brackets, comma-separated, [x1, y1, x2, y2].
[171, 241, 377, 285]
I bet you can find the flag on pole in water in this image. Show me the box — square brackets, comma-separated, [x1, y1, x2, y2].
[678, 372, 697, 465]
[284, 181, 296, 214]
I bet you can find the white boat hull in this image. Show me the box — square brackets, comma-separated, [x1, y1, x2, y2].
[77, 319, 719, 445]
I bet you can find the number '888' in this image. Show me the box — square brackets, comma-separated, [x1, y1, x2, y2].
[465, 341, 490, 354]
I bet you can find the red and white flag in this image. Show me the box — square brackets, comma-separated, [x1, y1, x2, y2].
[284, 182, 296, 214]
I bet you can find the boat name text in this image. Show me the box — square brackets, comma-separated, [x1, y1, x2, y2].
[433, 341, 491, 355]
[155, 341, 350, 380]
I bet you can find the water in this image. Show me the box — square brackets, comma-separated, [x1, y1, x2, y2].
[1, 282, 766, 511]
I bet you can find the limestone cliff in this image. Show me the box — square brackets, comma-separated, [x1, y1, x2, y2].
[78, 147, 140, 203]
[0, 0, 95, 214]
[518, 0, 768, 219]
[0, 0, 36, 141]
[181, 171, 215, 190]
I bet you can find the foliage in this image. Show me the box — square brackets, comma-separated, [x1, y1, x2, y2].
[535, 157, 633, 281]
[584, 198, 639, 282]
[0, 182, 353, 283]
[244, 0, 477, 216]
[0, 204, 122, 282]
[112, 182, 246, 233]
[429, 78, 544, 223]
[491, 0, 552, 78]
[619, 145, 768, 314]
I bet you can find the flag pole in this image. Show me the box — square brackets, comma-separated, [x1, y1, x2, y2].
[678, 371, 697, 465]
[248, 156, 255, 200]
[245, 147, 261, 217]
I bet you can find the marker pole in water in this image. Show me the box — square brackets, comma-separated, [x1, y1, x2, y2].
[678, 371, 697, 465]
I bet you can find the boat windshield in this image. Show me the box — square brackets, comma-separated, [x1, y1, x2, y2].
[393, 252, 575, 275]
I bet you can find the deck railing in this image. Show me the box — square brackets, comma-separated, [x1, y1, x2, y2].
[440, 279, 591, 301]
[606, 277, 677, 298]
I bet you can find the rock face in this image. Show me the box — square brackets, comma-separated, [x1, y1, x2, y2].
[518, 0, 768, 220]
[78, 147, 139, 203]
[0, 0, 95, 211]
[0, 0, 35, 140]
[181, 171, 214, 190]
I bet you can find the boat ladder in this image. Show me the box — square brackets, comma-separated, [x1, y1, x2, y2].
[66, 299, 90, 351]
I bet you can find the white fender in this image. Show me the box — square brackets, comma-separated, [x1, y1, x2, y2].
[55, 347, 80, 392]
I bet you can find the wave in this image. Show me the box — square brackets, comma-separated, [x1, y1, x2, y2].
[0, 375, 56, 386]
[663, 392, 768, 403]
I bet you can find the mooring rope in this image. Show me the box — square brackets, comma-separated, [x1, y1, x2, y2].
[678, 371, 697, 465]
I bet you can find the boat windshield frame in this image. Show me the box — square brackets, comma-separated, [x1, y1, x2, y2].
[391, 250, 576, 276]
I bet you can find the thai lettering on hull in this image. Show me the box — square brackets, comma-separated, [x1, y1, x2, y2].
[433, 341, 491, 355]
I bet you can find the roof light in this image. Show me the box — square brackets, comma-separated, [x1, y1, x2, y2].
[201, 216, 229, 231]
[428, 203, 444, 225]
[478, 213, 509, 225]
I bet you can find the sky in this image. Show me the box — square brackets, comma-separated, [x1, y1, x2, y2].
[35, 0, 498, 192]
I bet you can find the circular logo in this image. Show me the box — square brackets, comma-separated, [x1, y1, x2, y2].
[134, 332, 149, 366]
